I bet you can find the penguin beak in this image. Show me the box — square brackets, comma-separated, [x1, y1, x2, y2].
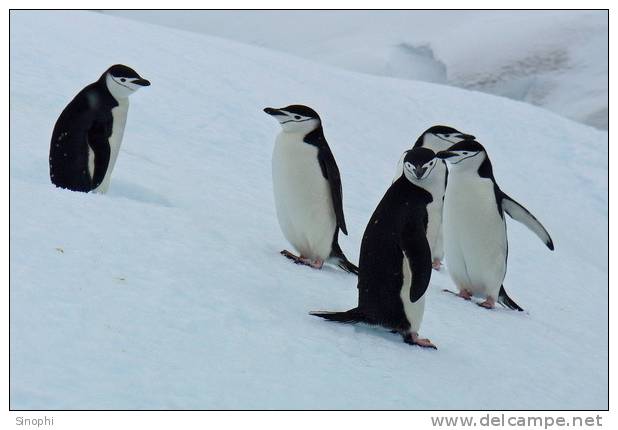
[436, 151, 457, 159]
[133, 78, 151, 86]
[415, 166, 426, 179]
[263, 107, 286, 116]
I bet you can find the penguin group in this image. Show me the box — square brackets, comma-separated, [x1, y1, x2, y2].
[263, 105, 554, 350]
[49, 65, 554, 351]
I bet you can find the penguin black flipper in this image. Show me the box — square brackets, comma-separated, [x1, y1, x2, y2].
[330, 231, 359, 274]
[317, 145, 348, 235]
[303, 126, 348, 235]
[87, 121, 112, 188]
[400, 212, 432, 302]
[499, 191, 554, 250]
[49, 90, 99, 192]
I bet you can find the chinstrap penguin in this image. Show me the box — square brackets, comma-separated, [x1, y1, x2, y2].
[49, 64, 150, 193]
[436, 140, 554, 311]
[264, 105, 358, 274]
[394, 126, 474, 271]
[311, 147, 438, 349]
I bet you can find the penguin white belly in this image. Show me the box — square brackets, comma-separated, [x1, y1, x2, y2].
[424, 163, 446, 261]
[272, 132, 337, 261]
[426, 199, 444, 261]
[400, 253, 426, 333]
[93, 99, 129, 193]
[87, 146, 95, 180]
[443, 176, 507, 298]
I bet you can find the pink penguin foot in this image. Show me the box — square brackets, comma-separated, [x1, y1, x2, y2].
[413, 337, 437, 349]
[443, 288, 472, 300]
[302, 258, 324, 269]
[458, 289, 473, 300]
[280, 249, 300, 262]
[404, 332, 437, 349]
[478, 297, 496, 309]
[432, 259, 442, 271]
[280, 250, 323, 269]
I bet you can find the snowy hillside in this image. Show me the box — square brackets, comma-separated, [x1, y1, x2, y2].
[105, 10, 608, 129]
[10, 11, 607, 410]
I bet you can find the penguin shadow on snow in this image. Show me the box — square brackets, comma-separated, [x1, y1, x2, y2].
[106, 179, 173, 208]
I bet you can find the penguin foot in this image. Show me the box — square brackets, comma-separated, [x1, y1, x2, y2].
[432, 259, 442, 271]
[459, 289, 473, 300]
[303, 258, 324, 269]
[280, 250, 323, 269]
[403, 332, 437, 350]
[478, 297, 496, 309]
[442, 288, 472, 300]
[280, 249, 300, 262]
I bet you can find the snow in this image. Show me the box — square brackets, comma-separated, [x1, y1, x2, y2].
[10, 11, 607, 410]
[104, 10, 608, 130]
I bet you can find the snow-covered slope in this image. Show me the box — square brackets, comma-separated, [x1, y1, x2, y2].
[10, 11, 608, 409]
[105, 10, 608, 130]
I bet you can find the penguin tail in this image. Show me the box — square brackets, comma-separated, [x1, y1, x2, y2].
[329, 242, 359, 275]
[498, 286, 524, 311]
[310, 307, 367, 324]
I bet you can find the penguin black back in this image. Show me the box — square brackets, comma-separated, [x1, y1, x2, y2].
[49, 80, 117, 191]
[49, 64, 150, 192]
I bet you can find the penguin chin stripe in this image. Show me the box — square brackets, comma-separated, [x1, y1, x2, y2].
[279, 118, 313, 124]
[111, 77, 134, 91]
[451, 151, 481, 164]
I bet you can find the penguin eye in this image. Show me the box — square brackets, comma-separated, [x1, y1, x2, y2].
[444, 134, 451, 138]
[462, 152, 468, 155]
[294, 115, 301, 120]
[120, 78, 126, 82]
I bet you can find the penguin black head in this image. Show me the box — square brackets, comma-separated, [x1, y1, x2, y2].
[415, 125, 476, 150]
[436, 140, 487, 166]
[102, 64, 150, 100]
[264, 104, 321, 133]
[402, 147, 438, 181]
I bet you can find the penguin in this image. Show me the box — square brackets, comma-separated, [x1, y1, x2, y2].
[264, 105, 358, 274]
[393, 126, 475, 271]
[49, 64, 150, 193]
[436, 140, 554, 311]
[311, 147, 438, 349]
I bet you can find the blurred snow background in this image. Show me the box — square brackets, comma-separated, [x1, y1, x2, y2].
[104, 10, 608, 129]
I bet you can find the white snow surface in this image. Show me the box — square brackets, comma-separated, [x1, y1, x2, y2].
[10, 11, 607, 410]
[105, 10, 608, 130]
